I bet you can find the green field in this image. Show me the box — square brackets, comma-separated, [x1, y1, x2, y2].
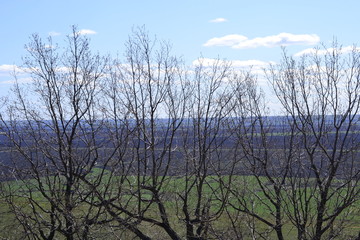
[1, 173, 359, 239]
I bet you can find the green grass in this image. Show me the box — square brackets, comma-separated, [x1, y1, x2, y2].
[0, 173, 359, 239]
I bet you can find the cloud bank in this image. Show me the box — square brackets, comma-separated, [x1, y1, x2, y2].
[294, 46, 360, 57]
[204, 33, 320, 49]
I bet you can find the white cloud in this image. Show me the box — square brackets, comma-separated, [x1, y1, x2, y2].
[203, 34, 248, 47]
[192, 58, 273, 69]
[209, 18, 227, 23]
[0, 64, 24, 73]
[0, 65, 32, 84]
[48, 31, 61, 37]
[77, 29, 97, 35]
[192, 58, 274, 87]
[55, 66, 72, 73]
[204, 33, 320, 49]
[294, 45, 360, 57]
[293, 48, 318, 56]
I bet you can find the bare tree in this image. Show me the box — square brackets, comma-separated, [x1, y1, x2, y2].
[77, 27, 190, 239]
[224, 43, 360, 240]
[0, 26, 238, 240]
[268, 44, 360, 240]
[0, 26, 113, 239]
[226, 72, 297, 240]
[177, 58, 237, 239]
[86, 30, 239, 239]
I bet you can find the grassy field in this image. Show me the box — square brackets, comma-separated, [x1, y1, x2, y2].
[0, 173, 359, 239]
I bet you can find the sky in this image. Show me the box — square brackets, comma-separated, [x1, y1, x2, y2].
[1, 0, 360, 108]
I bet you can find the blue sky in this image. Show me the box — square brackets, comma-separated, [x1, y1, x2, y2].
[1, 0, 360, 99]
